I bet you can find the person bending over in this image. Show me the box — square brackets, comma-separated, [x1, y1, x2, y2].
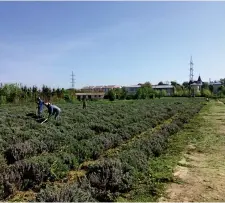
[45, 102, 61, 120]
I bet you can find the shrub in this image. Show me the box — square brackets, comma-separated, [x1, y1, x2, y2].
[36, 180, 95, 202]
[86, 158, 133, 201]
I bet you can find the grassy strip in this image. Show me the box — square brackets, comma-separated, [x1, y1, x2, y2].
[116, 101, 212, 202]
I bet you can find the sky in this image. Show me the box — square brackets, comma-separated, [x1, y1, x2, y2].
[0, 2, 225, 89]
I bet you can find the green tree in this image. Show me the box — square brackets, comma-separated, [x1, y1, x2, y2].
[55, 88, 63, 98]
[136, 87, 147, 99]
[160, 90, 167, 97]
[220, 78, 225, 86]
[155, 90, 161, 98]
[171, 81, 178, 87]
[113, 88, 122, 99]
[108, 89, 116, 101]
[202, 89, 212, 97]
[182, 88, 190, 97]
[202, 82, 209, 90]
[175, 85, 183, 96]
[209, 84, 213, 93]
[1, 84, 22, 103]
[120, 87, 127, 100]
[63, 89, 76, 103]
[217, 86, 225, 97]
[21, 85, 28, 102]
[182, 82, 189, 89]
[42, 85, 52, 101]
[135, 86, 155, 99]
[141, 81, 152, 88]
[32, 86, 38, 101]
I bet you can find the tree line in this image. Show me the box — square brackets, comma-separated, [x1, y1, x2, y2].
[105, 79, 225, 101]
[0, 79, 225, 104]
[0, 83, 76, 104]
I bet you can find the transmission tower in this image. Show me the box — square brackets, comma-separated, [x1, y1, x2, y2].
[71, 71, 75, 89]
[189, 56, 194, 82]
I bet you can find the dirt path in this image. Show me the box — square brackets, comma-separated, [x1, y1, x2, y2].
[160, 101, 225, 202]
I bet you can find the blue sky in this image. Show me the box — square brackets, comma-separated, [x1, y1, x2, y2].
[0, 2, 224, 89]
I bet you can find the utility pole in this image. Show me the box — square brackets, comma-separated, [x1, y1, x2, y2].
[189, 56, 194, 82]
[188, 56, 194, 97]
[71, 71, 75, 89]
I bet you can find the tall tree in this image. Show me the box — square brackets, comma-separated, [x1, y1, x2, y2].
[120, 87, 127, 100]
[141, 81, 152, 88]
[182, 82, 189, 89]
[175, 85, 183, 96]
[209, 84, 213, 93]
[202, 82, 209, 89]
[108, 89, 116, 101]
[220, 78, 225, 86]
[171, 81, 177, 87]
[136, 86, 155, 99]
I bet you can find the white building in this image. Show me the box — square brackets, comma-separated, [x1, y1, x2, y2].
[209, 81, 222, 94]
[81, 85, 121, 93]
[123, 84, 175, 96]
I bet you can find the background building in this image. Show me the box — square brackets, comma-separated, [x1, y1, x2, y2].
[210, 81, 222, 94]
[76, 92, 105, 100]
[123, 85, 141, 95]
[152, 85, 175, 96]
[81, 85, 121, 93]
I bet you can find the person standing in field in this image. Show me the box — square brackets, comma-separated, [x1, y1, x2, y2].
[83, 97, 87, 109]
[45, 102, 61, 120]
[36, 97, 45, 118]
